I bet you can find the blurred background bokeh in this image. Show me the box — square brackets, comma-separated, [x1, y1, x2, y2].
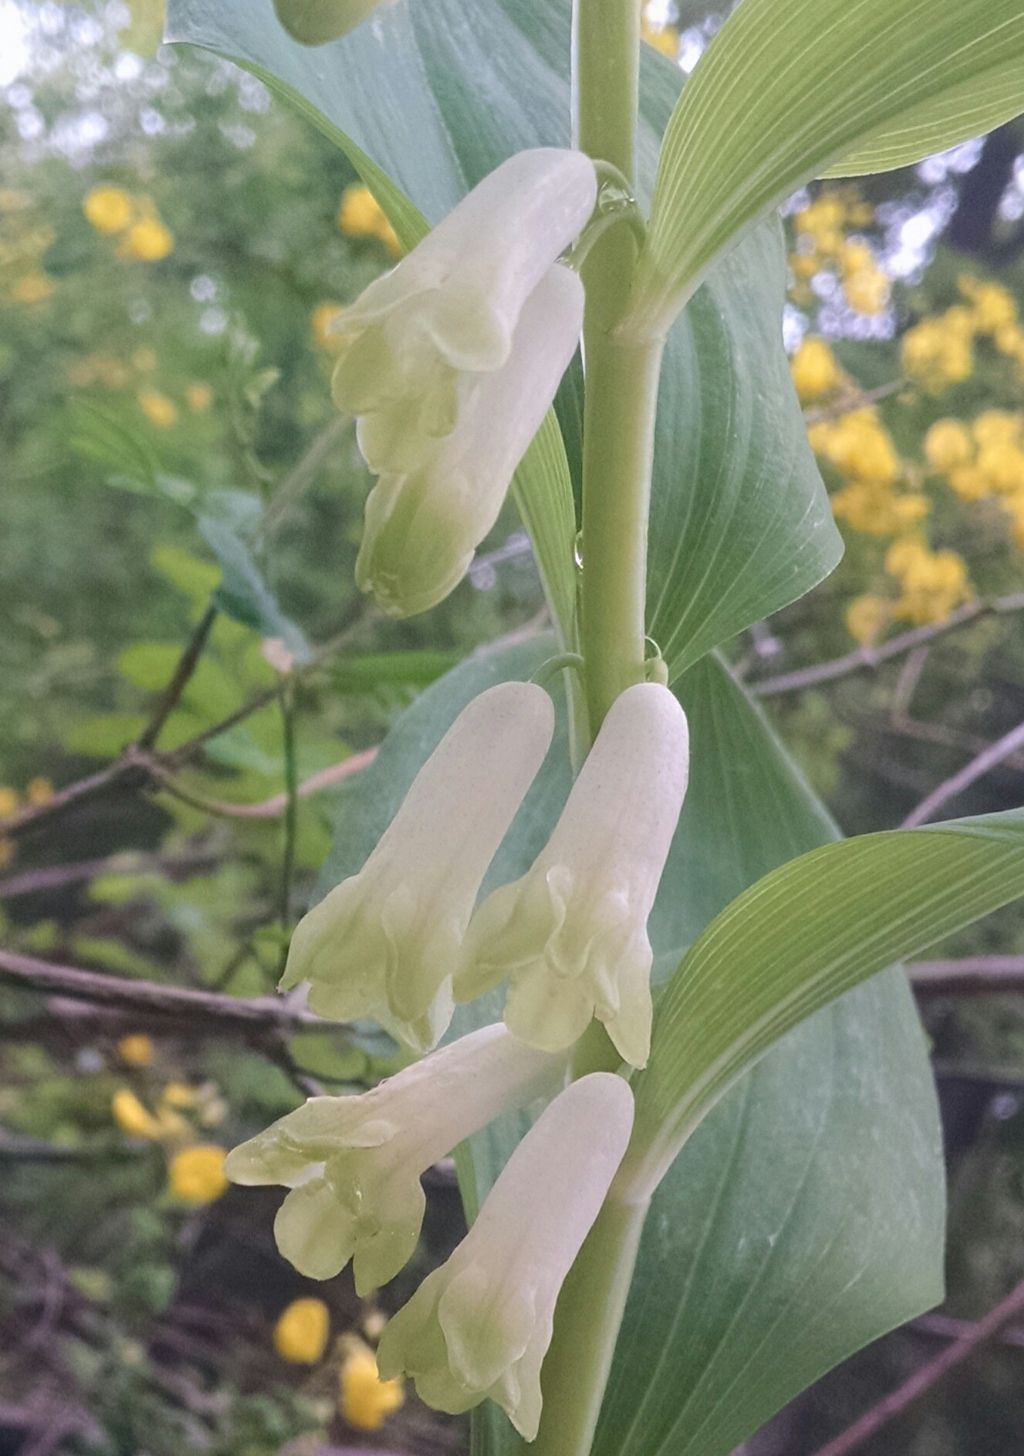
[3, 2, 1024, 1453]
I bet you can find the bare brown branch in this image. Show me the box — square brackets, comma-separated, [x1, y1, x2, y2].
[808, 1278, 1024, 1456]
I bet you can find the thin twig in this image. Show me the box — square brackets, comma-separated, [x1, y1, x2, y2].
[0, 946, 329, 1032]
[901, 716, 1024, 827]
[135, 604, 219, 751]
[750, 592, 1024, 698]
[145, 748, 376, 820]
[0, 850, 222, 900]
[0, 608, 370, 842]
[277, 680, 298, 974]
[910, 957, 1024, 996]
[808, 1278, 1024, 1456]
[802, 376, 907, 425]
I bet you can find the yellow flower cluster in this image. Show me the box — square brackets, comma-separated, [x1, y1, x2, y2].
[337, 184, 402, 259]
[111, 1076, 228, 1205]
[924, 410, 1024, 545]
[311, 300, 346, 353]
[808, 407, 928, 538]
[790, 337, 844, 403]
[339, 1338, 405, 1431]
[791, 191, 889, 316]
[274, 1298, 331, 1364]
[641, 13, 679, 57]
[901, 276, 1022, 393]
[83, 184, 174, 261]
[884, 537, 971, 626]
[137, 388, 178, 428]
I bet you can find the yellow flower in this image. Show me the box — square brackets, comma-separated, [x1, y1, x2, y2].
[274, 1298, 331, 1365]
[83, 184, 135, 235]
[831, 480, 928, 536]
[995, 323, 1024, 359]
[161, 1081, 200, 1110]
[640, 17, 679, 57]
[972, 410, 1020, 448]
[137, 389, 178, 429]
[117, 1035, 154, 1068]
[845, 593, 890, 646]
[791, 337, 842, 402]
[813, 409, 900, 484]
[186, 382, 212, 412]
[112, 1088, 167, 1141]
[923, 419, 973, 474]
[978, 443, 1024, 495]
[0, 787, 19, 818]
[794, 194, 845, 254]
[339, 1339, 405, 1431]
[885, 538, 970, 624]
[789, 251, 820, 281]
[167, 1145, 229, 1205]
[947, 466, 992, 502]
[959, 275, 1017, 334]
[118, 217, 174, 262]
[311, 301, 346, 353]
[338, 183, 387, 239]
[901, 316, 974, 390]
[13, 273, 54, 305]
[844, 266, 889, 316]
[337, 184, 402, 258]
[25, 777, 53, 805]
[132, 347, 157, 373]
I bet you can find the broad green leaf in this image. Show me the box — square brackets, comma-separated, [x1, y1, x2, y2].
[167, 0, 838, 693]
[628, 0, 1024, 333]
[631, 810, 1024, 1199]
[307, 641, 942, 1456]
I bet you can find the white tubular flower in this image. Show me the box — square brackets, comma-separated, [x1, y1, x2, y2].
[225, 1025, 566, 1292]
[456, 684, 690, 1069]
[279, 682, 554, 1053]
[377, 1072, 634, 1440]
[355, 263, 584, 617]
[330, 148, 596, 616]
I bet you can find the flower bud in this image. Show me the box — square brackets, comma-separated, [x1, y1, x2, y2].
[226, 1025, 566, 1291]
[330, 149, 596, 615]
[279, 682, 554, 1052]
[377, 1072, 634, 1439]
[274, 0, 381, 45]
[355, 264, 584, 616]
[457, 684, 690, 1068]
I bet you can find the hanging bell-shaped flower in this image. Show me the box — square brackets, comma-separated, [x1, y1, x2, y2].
[354, 263, 584, 616]
[456, 683, 690, 1068]
[377, 1071, 634, 1439]
[330, 148, 597, 615]
[280, 681, 554, 1052]
[226, 1024, 566, 1291]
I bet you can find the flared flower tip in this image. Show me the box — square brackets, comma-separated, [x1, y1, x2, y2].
[278, 681, 555, 1052]
[457, 682, 690, 1068]
[377, 1072, 635, 1439]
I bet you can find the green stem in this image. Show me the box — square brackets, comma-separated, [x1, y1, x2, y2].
[574, 0, 663, 731]
[531, 1196, 649, 1456]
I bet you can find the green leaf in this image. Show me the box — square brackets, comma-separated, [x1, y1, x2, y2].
[643, 47, 840, 677]
[167, 0, 838, 691]
[197, 515, 311, 661]
[326, 649, 462, 693]
[632, 810, 1024, 1197]
[307, 642, 942, 1456]
[629, 0, 1024, 332]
